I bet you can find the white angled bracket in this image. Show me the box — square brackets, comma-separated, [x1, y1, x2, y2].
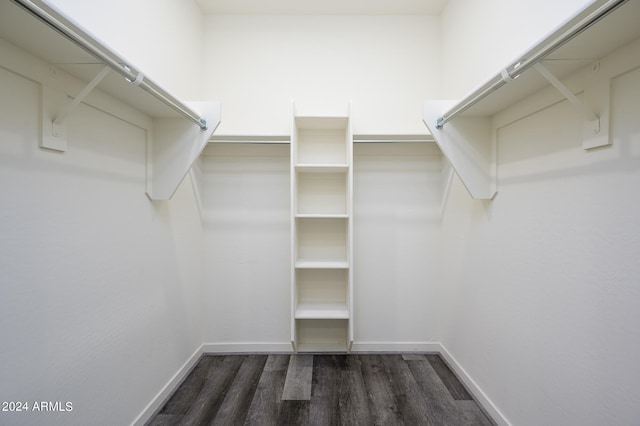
[534, 62, 610, 150]
[424, 100, 496, 200]
[41, 66, 110, 152]
[147, 101, 220, 200]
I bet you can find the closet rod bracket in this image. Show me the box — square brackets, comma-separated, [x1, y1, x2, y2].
[533, 62, 599, 132]
[53, 65, 111, 128]
[533, 62, 610, 149]
[41, 66, 111, 152]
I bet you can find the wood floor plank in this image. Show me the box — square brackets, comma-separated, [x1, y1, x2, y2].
[309, 355, 373, 426]
[210, 355, 268, 426]
[276, 400, 309, 425]
[179, 355, 245, 425]
[426, 354, 472, 400]
[339, 355, 373, 426]
[457, 400, 495, 426]
[359, 354, 405, 425]
[405, 356, 467, 425]
[263, 353, 290, 372]
[309, 355, 340, 425]
[402, 354, 427, 361]
[146, 413, 182, 426]
[281, 354, 313, 401]
[160, 356, 219, 416]
[244, 355, 289, 426]
[381, 354, 434, 426]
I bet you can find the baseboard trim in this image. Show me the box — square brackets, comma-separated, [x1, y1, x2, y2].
[203, 342, 294, 353]
[438, 344, 510, 426]
[130, 344, 204, 426]
[351, 341, 441, 352]
[203, 341, 442, 353]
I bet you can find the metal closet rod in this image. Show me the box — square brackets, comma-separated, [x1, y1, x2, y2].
[11, 0, 208, 130]
[208, 135, 436, 143]
[436, 0, 629, 129]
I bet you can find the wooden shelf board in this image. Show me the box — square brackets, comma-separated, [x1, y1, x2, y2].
[295, 214, 349, 219]
[295, 303, 349, 319]
[451, 0, 640, 119]
[295, 164, 349, 172]
[0, 2, 190, 119]
[296, 343, 349, 353]
[295, 260, 349, 269]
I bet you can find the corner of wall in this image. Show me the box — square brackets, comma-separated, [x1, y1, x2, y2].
[438, 344, 511, 426]
[131, 345, 206, 426]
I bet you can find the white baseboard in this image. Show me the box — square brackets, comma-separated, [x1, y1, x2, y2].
[203, 342, 294, 353]
[437, 344, 510, 426]
[133, 341, 509, 426]
[351, 341, 441, 353]
[203, 341, 441, 353]
[130, 344, 205, 426]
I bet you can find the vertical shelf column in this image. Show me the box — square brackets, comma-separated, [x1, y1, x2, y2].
[291, 114, 353, 352]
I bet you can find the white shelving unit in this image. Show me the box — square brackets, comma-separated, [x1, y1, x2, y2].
[291, 114, 353, 352]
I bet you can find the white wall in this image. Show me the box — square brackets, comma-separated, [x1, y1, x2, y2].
[440, 0, 591, 99]
[439, 40, 640, 425]
[353, 143, 443, 346]
[202, 15, 441, 136]
[200, 144, 291, 348]
[199, 142, 444, 349]
[0, 49, 205, 425]
[46, 0, 204, 99]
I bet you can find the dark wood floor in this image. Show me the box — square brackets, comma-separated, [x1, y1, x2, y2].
[147, 353, 494, 426]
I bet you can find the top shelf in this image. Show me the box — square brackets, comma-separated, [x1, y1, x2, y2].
[0, 0, 220, 201]
[422, 0, 640, 201]
[0, 0, 196, 120]
[442, 0, 640, 120]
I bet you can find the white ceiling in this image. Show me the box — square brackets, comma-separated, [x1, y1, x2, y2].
[195, 0, 449, 15]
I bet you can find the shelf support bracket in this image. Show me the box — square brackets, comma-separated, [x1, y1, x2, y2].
[534, 62, 610, 149]
[41, 66, 110, 152]
[534, 62, 599, 128]
[53, 66, 111, 128]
